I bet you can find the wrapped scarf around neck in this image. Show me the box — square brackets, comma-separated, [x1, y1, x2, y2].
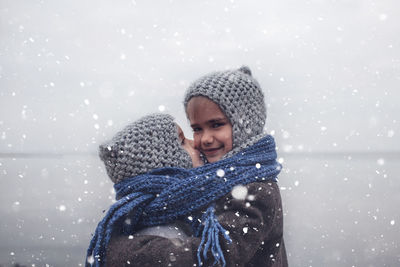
[86, 135, 281, 267]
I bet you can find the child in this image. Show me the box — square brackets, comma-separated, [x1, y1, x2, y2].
[183, 66, 287, 266]
[104, 66, 287, 267]
[87, 113, 201, 266]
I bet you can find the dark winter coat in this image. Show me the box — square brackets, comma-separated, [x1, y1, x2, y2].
[105, 181, 288, 267]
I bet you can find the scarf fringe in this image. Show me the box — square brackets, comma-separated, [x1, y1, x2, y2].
[197, 205, 232, 267]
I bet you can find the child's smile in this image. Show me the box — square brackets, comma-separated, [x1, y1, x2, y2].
[186, 96, 233, 163]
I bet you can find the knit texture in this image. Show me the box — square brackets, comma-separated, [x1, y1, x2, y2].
[98, 113, 192, 184]
[86, 135, 281, 267]
[184, 66, 267, 157]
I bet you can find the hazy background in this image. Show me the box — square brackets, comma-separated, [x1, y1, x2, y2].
[1, 0, 399, 266]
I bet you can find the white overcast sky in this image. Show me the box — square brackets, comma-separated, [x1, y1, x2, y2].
[1, 0, 399, 154]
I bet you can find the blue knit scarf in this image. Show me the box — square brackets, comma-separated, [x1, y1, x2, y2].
[86, 135, 281, 267]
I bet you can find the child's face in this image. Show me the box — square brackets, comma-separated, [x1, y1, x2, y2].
[186, 96, 233, 163]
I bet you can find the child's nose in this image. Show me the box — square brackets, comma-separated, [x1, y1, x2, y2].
[201, 130, 214, 146]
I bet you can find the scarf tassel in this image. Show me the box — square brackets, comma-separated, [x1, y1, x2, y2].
[197, 205, 232, 267]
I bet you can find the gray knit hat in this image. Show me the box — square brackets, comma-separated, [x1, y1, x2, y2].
[99, 113, 192, 184]
[184, 66, 266, 157]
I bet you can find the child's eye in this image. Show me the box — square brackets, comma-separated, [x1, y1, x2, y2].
[212, 122, 224, 128]
[192, 127, 201, 132]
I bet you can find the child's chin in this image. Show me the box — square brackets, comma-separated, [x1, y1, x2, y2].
[206, 155, 223, 163]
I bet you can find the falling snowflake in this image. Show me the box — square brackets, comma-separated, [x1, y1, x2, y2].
[58, 205, 66, 212]
[377, 158, 385, 166]
[87, 255, 94, 264]
[158, 105, 166, 112]
[282, 130, 290, 139]
[216, 169, 225, 177]
[247, 195, 255, 201]
[232, 185, 248, 200]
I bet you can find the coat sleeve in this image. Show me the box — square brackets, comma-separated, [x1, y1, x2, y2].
[105, 181, 286, 267]
[214, 181, 286, 267]
[106, 233, 201, 267]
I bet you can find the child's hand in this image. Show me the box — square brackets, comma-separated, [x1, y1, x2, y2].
[177, 124, 204, 167]
[182, 138, 203, 168]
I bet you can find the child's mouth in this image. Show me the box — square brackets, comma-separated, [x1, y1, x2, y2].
[202, 146, 223, 157]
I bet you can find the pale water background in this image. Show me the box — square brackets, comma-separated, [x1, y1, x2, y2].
[1, 0, 399, 266]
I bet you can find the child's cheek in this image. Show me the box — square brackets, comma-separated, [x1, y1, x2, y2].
[193, 134, 202, 150]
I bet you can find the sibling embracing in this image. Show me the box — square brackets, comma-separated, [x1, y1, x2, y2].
[86, 66, 288, 267]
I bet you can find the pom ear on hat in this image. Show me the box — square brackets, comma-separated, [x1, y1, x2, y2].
[99, 142, 116, 162]
[238, 65, 252, 76]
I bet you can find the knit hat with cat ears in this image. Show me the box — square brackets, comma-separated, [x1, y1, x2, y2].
[99, 113, 192, 184]
[184, 66, 266, 155]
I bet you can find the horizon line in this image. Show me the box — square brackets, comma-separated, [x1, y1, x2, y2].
[0, 150, 399, 159]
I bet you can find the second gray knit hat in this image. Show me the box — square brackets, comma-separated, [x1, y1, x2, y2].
[99, 113, 192, 184]
[183, 66, 266, 155]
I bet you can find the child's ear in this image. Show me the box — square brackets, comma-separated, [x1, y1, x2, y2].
[176, 124, 185, 142]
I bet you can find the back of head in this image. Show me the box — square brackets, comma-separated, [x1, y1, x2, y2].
[184, 66, 266, 155]
[99, 113, 192, 184]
